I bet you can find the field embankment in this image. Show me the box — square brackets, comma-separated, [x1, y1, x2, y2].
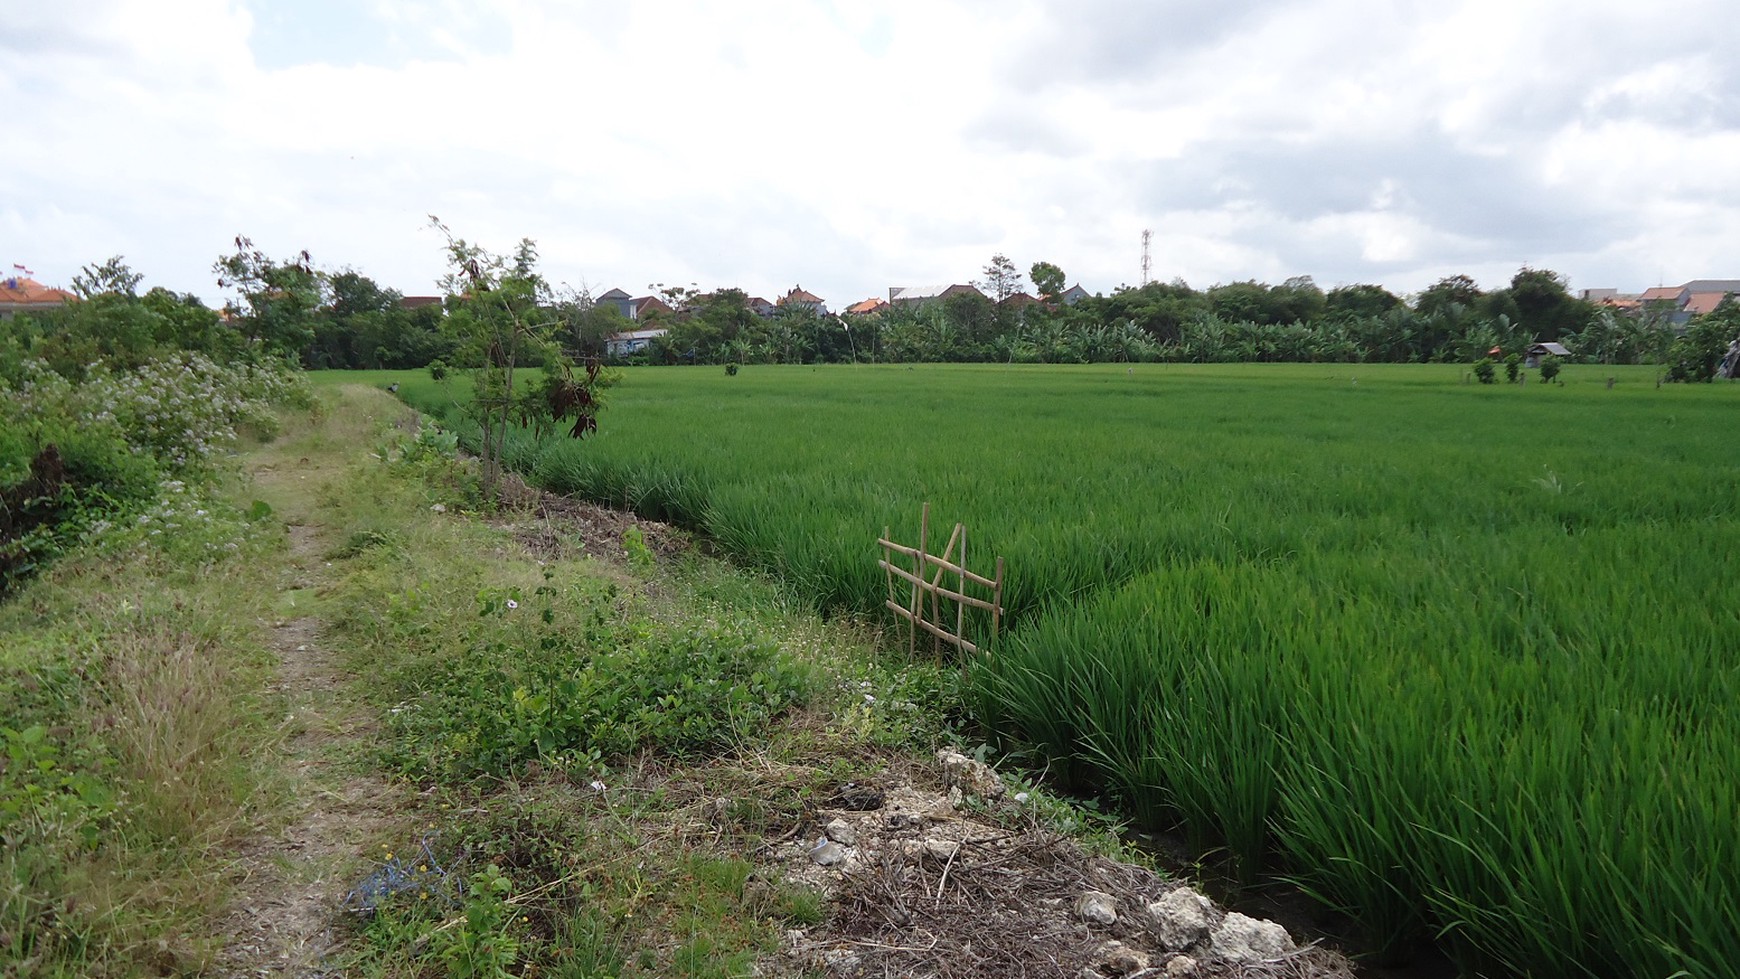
[368, 361, 1740, 977]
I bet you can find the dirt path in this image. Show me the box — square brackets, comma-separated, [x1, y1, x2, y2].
[213, 434, 413, 976]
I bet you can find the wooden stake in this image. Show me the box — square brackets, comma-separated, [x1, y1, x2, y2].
[911, 504, 929, 655]
[990, 556, 1005, 653]
[956, 526, 967, 650]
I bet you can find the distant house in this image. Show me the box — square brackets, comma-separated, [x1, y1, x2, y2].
[1000, 291, 1042, 310]
[745, 296, 777, 318]
[1683, 292, 1730, 317]
[1525, 341, 1571, 368]
[1679, 279, 1740, 297]
[632, 295, 674, 321]
[845, 298, 890, 315]
[596, 288, 637, 319]
[778, 286, 827, 315]
[1047, 284, 1090, 306]
[888, 284, 983, 307]
[399, 295, 443, 311]
[1635, 280, 1740, 326]
[606, 328, 667, 358]
[0, 276, 75, 319]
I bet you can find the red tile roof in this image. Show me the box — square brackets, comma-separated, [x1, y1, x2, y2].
[780, 287, 823, 305]
[1684, 292, 1730, 316]
[1639, 286, 1682, 303]
[845, 298, 888, 314]
[0, 276, 76, 308]
[632, 296, 674, 318]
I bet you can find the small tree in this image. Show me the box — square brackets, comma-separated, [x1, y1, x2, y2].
[1664, 309, 1737, 383]
[430, 217, 612, 501]
[978, 254, 1022, 304]
[1030, 261, 1067, 300]
[213, 236, 324, 360]
[1474, 358, 1496, 384]
[1503, 352, 1522, 383]
[1538, 355, 1561, 384]
[71, 255, 144, 299]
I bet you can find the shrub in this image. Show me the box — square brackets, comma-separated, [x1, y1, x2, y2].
[380, 581, 812, 778]
[1473, 358, 1496, 384]
[1503, 353, 1521, 383]
[1664, 315, 1735, 383]
[1, 354, 307, 593]
[1538, 355, 1561, 384]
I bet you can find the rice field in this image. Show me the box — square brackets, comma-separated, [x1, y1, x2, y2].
[355, 362, 1740, 977]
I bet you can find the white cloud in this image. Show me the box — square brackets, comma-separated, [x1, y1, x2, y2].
[4, 0, 1736, 305]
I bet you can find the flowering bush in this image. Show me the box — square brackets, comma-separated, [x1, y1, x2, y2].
[83, 480, 279, 567]
[1, 354, 308, 593]
[5, 354, 309, 477]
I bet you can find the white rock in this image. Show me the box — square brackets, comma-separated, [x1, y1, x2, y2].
[922, 838, 959, 861]
[1148, 886, 1214, 951]
[1093, 939, 1150, 975]
[1076, 890, 1119, 925]
[885, 810, 923, 830]
[1208, 912, 1295, 962]
[1165, 953, 1199, 976]
[936, 748, 1005, 798]
[824, 818, 857, 846]
[820, 948, 862, 974]
[810, 839, 849, 867]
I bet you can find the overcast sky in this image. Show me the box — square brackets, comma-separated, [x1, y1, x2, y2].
[5, 0, 1737, 309]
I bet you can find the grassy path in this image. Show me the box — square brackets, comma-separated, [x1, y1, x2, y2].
[212, 389, 418, 975]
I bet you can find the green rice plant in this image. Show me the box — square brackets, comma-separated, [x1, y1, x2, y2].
[328, 362, 1740, 978]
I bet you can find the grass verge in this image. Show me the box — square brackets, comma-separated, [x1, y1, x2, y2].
[296, 385, 1012, 977]
[0, 435, 292, 975]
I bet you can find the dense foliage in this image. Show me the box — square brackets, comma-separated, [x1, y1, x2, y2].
[28, 249, 1727, 374]
[624, 265, 1703, 369]
[1666, 300, 1740, 382]
[1, 259, 311, 594]
[385, 362, 1739, 979]
[0, 258, 311, 974]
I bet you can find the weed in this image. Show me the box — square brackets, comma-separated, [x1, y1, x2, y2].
[436, 864, 521, 979]
[623, 524, 655, 568]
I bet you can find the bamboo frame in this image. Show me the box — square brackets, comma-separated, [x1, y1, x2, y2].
[878, 503, 1005, 656]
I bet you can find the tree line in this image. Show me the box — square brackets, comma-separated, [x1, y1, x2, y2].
[6, 247, 1735, 382]
[632, 260, 1737, 376]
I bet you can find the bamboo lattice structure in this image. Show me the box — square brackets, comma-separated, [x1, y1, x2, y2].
[878, 503, 1004, 655]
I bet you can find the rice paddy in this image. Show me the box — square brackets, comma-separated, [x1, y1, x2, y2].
[359, 362, 1739, 977]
